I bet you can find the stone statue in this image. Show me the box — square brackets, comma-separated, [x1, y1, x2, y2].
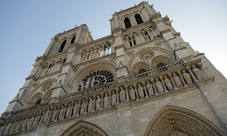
[80, 99, 86, 114]
[129, 86, 136, 101]
[192, 65, 206, 80]
[0, 124, 4, 135]
[138, 84, 144, 98]
[3, 121, 12, 135]
[155, 78, 164, 94]
[43, 107, 51, 122]
[172, 73, 182, 88]
[73, 101, 79, 116]
[88, 97, 93, 112]
[9, 119, 18, 133]
[15, 118, 23, 132]
[51, 106, 58, 122]
[120, 87, 125, 102]
[66, 103, 72, 118]
[58, 105, 65, 120]
[32, 112, 40, 128]
[104, 93, 109, 108]
[164, 76, 173, 90]
[96, 95, 101, 110]
[112, 91, 117, 105]
[21, 116, 28, 131]
[26, 115, 34, 129]
[182, 70, 192, 85]
[146, 81, 154, 96]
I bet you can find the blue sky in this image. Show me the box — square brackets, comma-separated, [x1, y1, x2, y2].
[0, 0, 227, 114]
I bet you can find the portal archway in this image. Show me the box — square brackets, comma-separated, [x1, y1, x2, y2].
[61, 120, 108, 136]
[144, 105, 225, 136]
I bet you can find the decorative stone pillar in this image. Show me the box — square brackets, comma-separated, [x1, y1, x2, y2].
[151, 78, 158, 95]
[108, 92, 112, 108]
[133, 84, 139, 101]
[116, 89, 119, 104]
[124, 85, 130, 102]
[187, 66, 198, 82]
[160, 76, 168, 93]
[168, 73, 177, 90]
[177, 71, 187, 87]
[142, 81, 149, 98]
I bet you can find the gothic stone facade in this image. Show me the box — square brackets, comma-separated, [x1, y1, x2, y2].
[1, 1, 227, 136]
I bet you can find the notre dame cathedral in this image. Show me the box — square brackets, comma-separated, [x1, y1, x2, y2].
[1, 1, 227, 136]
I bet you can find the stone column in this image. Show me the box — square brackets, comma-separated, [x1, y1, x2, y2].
[151, 78, 158, 95]
[177, 71, 187, 87]
[160, 77, 168, 93]
[142, 81, 149, 98]
[124, 85, 130, 102]
[116, 89, 119, 104]
[100, 94, 104, 110]
[187, 66, 198, 82]
[168, 73, 177, 90]
[133, 84, 139, 101]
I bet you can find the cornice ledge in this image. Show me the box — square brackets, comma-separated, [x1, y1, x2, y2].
[160, 29, 171, 34]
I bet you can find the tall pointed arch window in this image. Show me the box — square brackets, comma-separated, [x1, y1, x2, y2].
[58, 40, 67, 53]
[124, 18, 131, 29]
[135, 14, 143, 24]
[71, 36, 76, 44]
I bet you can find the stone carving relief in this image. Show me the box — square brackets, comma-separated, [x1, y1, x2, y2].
[41, 82, 52, 92]
[139, 51, 154, 61]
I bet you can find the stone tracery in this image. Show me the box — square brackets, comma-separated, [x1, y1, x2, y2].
[78, 70, 114, 91]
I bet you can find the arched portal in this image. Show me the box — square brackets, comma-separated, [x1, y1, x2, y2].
[144, 105, 225, 136]
[61, 120, 108, 136]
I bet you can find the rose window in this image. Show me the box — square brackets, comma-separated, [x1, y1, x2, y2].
[78, 70, 114, 91]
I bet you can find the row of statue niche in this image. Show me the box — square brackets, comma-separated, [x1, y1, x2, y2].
[119, 67, 207, 102]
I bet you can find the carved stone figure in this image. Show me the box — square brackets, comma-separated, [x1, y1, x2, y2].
[173, 73, 182, 88]
[112, 91, 117, 105]
[192, 65, 206, 80]
[182, 70, 192, 85]
[43, 107, 51, 122]
[32, 112, 40, 127]
[146, 81, 154, 96]
[9, 119, 18, 133]
[155, 78, 164, 93]
[129, 86, 136, 101]
[96, 95, 101, 110]
[58, 105, 65, 120]
[73, 101, 79, 116]
[21, 116, 29, 131]
[3, 121, 12, 135]
[104, 93, 109, 108]
[80, 99, 86, 114]
[51, 106, 58, 122]
[88, 97, 93, 112]
[15, 118, 23, 132]
[120, 87, 125, 102]
[26, 115, 34, 129]
[138, 83, 144, 98]
[164, 76, 173, 90]
[0, 125, 4, 135]
[66, 103, 72, 118]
